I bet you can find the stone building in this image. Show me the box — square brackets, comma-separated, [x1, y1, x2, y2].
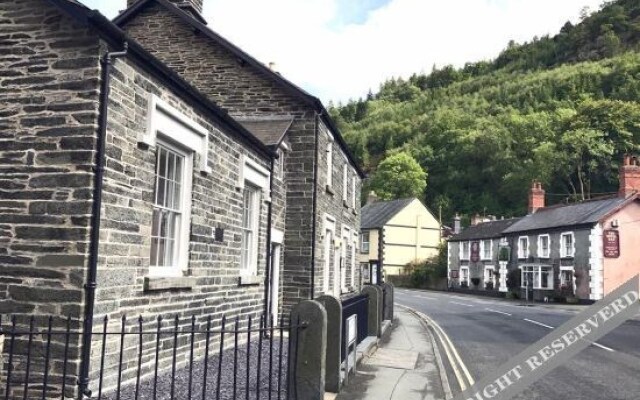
[448, 159, 640, 302]
[115, 0, 366, 309]
[0, 0, 285, 395]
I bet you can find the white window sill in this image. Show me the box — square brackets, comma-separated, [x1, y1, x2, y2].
[144, 276, 196, 292]
[239, 275, 261, 286]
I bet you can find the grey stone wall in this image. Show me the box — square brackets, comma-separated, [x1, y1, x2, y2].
[0, 0, 102, 395]
[90, 53, 281, 392]
[119, 2, 362, 311]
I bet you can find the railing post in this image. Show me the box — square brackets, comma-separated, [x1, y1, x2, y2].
[288, 300, 327, 400]
[381, 282, 395, 320]
[361, 285, 382, 337]
[316, 295, 342, 393]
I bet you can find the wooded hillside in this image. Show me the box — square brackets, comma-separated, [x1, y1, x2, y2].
[331, 0, 640, 222]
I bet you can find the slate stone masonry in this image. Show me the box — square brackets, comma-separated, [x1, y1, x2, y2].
[119, 1, 363, 311]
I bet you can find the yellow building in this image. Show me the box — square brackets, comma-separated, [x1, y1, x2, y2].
[359, 197, 441, 278]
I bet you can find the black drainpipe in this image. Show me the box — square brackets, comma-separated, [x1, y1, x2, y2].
[310, 112, 320, 299]
[263, 156, 275, 326]
[79, 42, 128, 397]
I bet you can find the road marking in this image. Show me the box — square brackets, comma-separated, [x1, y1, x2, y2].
[485, 308, 512, 316]
[419, 295, 438, 300]
[398, 304, 475, 391]
[591, 342, 615, 352]
[523, 318, 554, 329]
[450, 301, 474, 307]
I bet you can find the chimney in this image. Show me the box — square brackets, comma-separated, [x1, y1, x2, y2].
[453, 214, 461, 234]
[366, 191, 379, 205]
[619, 154, 640, 197]
[470, 213, 481, 226]
[128, 0, 205, 21]
[528, 180, 545, 214]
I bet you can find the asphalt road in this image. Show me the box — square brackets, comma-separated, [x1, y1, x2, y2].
[396, 288, 640, 400]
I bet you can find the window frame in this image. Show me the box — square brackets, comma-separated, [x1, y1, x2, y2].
[481, 239, 493, 260]
[460, 266, 470, 285]
[560, 232, 575, 258]
[149, 139, 193, 277]
[520, 265, 553, 290]
[240, 183, 261, 275]
[460, 241, 470, 260]
[518, 236, 529, 259]
[559, 266, 575, 291]
[484, 265, 495, 285]
[360, 231, 370, 254]
[537, 234, 550, 258]
[351, 175, 357, 208]
[342, 164, 348, 202]
[326, 139, 333, 188]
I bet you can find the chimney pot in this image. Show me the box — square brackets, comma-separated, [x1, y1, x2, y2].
[528, 180, 545, 214]
[453, 214, 461, 234]
[619, 154, 640, 197]
[366, 191, 379, 205]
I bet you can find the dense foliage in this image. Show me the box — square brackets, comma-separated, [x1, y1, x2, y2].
[408, 243, 448, 289]
[330, 0, 640, 222]
[368, 152, 427, 200]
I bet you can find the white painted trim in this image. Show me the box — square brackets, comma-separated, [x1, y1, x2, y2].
[271, 228, 284, 245]
[148, 139, 193, 278]
[588, 225, 604, 300]
[480, 239, 493, 260]
[518, 236, 529, 259]
[460, 266, 470, 284]
[559, 265, 576, 293]
[483, 265, 496, 285]
[323, 215, 336, 294]
[141, 94, 211, 173]
[237, 155, 271, 201]
[560, 231, 576, 258]
[459, 241, 470, 261]
[326, 141, 333, 188]
[537, 234, 550, 258]
[498, 261, 508, 292]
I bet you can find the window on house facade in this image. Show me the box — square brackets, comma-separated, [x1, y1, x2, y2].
[560, 267, 575, 292]
[460, 266, 469, 285]
[240, 184, 261, 274]
[484, 266, 495, 285]
[460, 242, 470, 260]
[482, 239, 492, 260]
[276, 147, 284, 179]
[361, 231, 370, 253]
[326, 141, 333, 187]
[351, 176, 357, 208]
[518, 237, 529, 259]
[150, 142, 192, 276]
[520, 265, 553, 289]
[538, 235, 550, 258]
[560, 232, 575, 258]
[342, 164, 348, 202]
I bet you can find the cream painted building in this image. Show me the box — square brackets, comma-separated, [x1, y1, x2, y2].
[359, 197, 442, 277]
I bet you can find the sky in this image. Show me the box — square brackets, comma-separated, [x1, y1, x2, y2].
[81, 0, 605, 104]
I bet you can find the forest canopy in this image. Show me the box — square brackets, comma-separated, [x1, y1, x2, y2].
[330, 0, 640, 222]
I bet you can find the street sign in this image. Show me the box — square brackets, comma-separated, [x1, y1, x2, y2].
[603, 229, 620, 258]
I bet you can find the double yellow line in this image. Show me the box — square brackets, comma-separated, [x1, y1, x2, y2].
[401, 305, 475, 392]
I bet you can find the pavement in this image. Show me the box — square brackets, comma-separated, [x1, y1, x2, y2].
[395, 288, 640, 400]
[335, 308, 446, 400]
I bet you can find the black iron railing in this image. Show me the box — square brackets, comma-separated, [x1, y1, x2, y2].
[340, 294, 368, 362]
[0, 313, 301, 400]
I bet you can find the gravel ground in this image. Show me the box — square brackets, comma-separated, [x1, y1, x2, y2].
[101, 339, 289, 400]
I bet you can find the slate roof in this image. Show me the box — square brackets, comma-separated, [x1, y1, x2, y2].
[114, 0, 365, 178]
[503, 196, 635, 234]
[46, 0, 275, 159]
[449, 218, 522, 242]
[361, 198, 415, 230]
[237, 116, 294, 147]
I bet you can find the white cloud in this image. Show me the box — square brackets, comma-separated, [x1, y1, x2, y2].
[83, 0, 605, 103]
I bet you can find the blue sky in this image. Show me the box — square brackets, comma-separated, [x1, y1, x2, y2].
[79, 0, 605, 103]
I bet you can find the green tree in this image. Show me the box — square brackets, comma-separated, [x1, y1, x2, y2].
[369, 152, 427, 200]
